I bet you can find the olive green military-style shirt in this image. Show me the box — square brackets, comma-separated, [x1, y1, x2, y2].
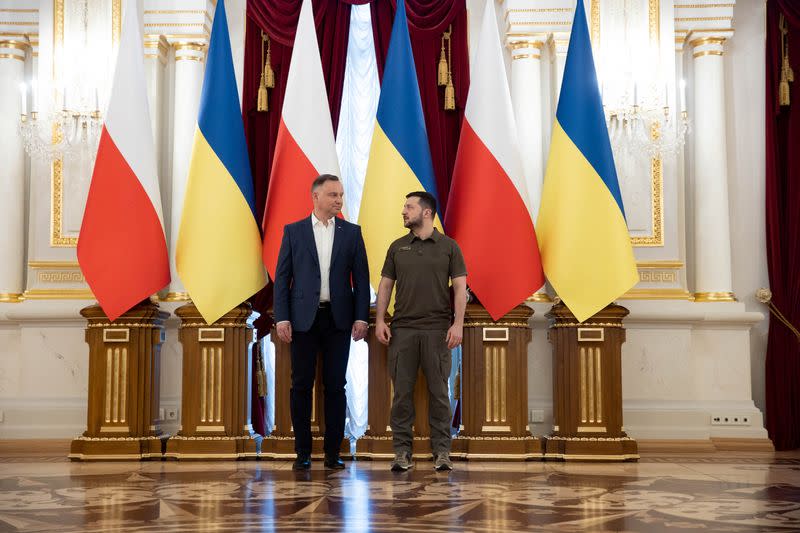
[381, 228, 467, 330]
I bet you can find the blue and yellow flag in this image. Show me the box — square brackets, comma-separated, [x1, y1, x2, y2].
[536, 0, 638, 323]
[358, 0, 442, 291]
[176, 0, 266, 324]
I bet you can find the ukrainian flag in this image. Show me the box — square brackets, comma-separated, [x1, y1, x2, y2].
[176, 0, 266, 324]
[359, 0, 442, 291]
[536, 0, 638, 323]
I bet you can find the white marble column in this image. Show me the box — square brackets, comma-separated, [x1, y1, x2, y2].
[689, 36, 734, 302]
[550, 34, 569, 105]
[165, 43, 205, 300]
[144, 36, 169, 287]
[509, 37, 549, 300]
[0, 41, 28, 303]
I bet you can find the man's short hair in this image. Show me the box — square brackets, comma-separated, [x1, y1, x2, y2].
[312, 174, 340, 192]
[406, 191, 437, 217]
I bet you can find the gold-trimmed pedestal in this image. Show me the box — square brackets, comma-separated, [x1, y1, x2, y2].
[69, 301, 168, 460]
[542, 303, 639, 461]
[165, 302, 260, 459]
[458, 303, 540, 459]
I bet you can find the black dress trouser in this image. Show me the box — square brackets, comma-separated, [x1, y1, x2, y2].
[289, 305, 350, 457]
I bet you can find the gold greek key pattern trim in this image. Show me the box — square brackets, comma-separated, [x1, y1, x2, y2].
[694, 291, 736, 302]
[505, 8, 573, 20]
[546, 435, 636, 442]
[508, 21, 571, 27]
[168, 435, 254, 441]
[0, 53, 24, 60]
[639, 270, 678, 283]
[693, 50, 724, 58]
[0, 293, 24, 303]
[37, 270, 84, 283]
[72, 435, 163, 441]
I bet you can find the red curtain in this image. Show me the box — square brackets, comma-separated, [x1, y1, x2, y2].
[243, 0, 355, 436]
[765, 0, 800, 450]
[242, 0, 469, 436]
[370, 0, 469, 214]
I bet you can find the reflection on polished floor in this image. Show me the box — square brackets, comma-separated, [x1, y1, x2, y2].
[1, 444, 799, 532]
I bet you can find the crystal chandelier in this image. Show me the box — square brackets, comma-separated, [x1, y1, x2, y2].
[18, 87, 103, 163]
[18, 0, 105, 163]
[603, 81, 690, 162]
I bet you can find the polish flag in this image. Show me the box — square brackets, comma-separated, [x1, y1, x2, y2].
[444, 0, 544, 321]
[261, 0, 341, 279]
[77, 5, 170, 321]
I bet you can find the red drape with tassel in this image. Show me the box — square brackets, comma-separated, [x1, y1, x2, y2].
[765, 0, 800, 450]
[242, 0, 469, 436]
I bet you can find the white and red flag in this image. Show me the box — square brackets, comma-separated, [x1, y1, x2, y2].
[261, 0, 341, 279]
[77, 4, 170, 321]
[444, 0, 544, 321]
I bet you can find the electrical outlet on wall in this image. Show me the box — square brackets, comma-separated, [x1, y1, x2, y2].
[166, 409, 179, 421]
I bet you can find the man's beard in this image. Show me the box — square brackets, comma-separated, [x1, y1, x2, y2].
[403, 215, 422, 229]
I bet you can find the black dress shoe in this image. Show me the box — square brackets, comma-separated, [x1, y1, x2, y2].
[292, 454, 311, 470]
[324, 454, 345, 469]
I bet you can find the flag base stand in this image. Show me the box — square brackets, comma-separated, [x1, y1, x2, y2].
[164, 302, 260, 460]
[541, 303, 639, 461]
[69, 301, 169, 461]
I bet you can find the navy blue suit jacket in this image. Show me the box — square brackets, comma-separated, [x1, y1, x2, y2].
[273, 216, 370, 333]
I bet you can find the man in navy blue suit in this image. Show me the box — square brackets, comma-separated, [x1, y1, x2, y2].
[273, 174, 370, 470]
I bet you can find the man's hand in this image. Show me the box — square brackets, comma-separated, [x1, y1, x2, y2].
[446, 322, 463, 349]
[352, 321, 368, 342]
[376, 321, 392, 345]
[276, 321, 292, 344]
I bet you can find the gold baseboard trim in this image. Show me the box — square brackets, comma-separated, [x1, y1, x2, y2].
[0, 293, 24, 303]
[464, 453, 540, 460]
[694, 291, 737, 302]
[161, 292, 190, 302]
[22, 288, 94, 300]
[637, 439, 717, 453]
[710, 437, 775, 452]
[526, 292, 553, 302]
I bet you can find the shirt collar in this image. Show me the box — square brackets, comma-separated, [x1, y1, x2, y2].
[409, 228, 442, 242]
[311, 213, 335, 228]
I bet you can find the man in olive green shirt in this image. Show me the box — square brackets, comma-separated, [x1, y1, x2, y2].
[375, 191, 468, 472]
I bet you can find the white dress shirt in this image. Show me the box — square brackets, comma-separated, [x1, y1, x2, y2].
[311, 213, 335, 303]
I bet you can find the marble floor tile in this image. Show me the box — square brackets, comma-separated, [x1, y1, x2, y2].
[0, 452, 798, 532]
